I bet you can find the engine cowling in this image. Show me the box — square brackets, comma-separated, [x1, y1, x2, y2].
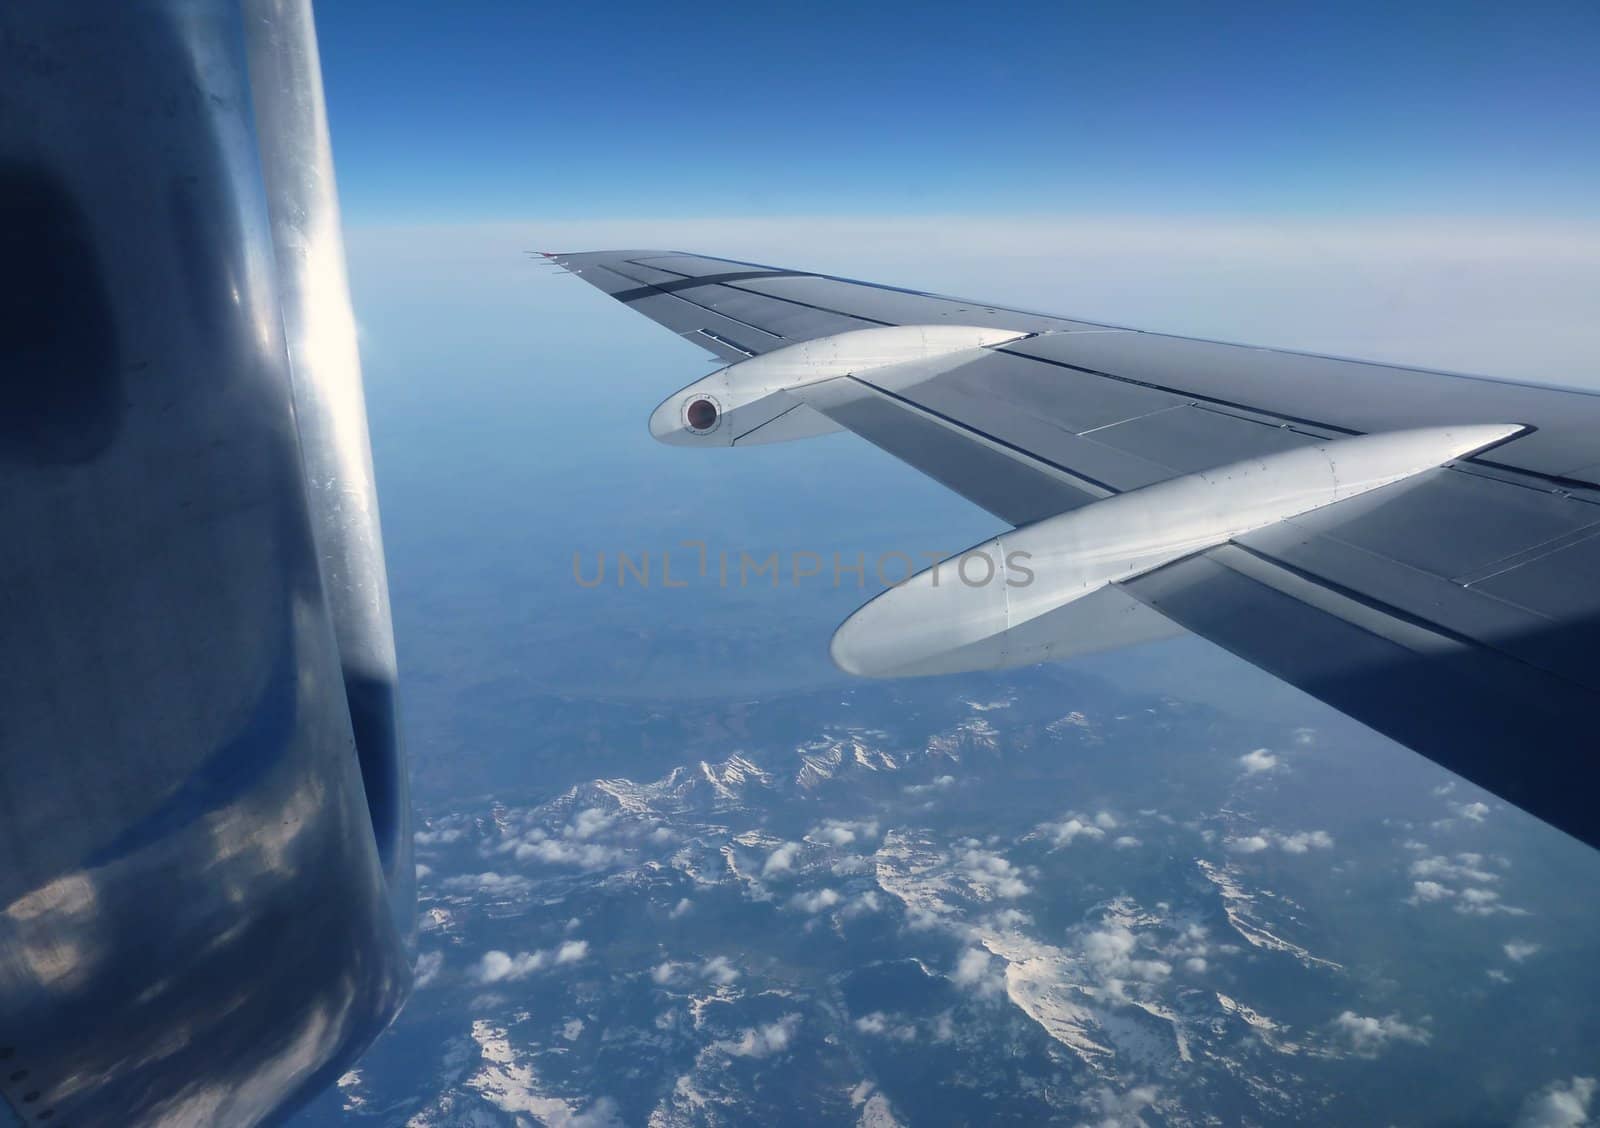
[648, 324, 1029, 446]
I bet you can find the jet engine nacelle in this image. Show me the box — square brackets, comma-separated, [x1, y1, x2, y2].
[649, 324, 1029, 446]
[831, 423, 1525, 678]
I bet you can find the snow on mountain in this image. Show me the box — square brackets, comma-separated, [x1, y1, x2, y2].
[869, 824, 1338, 1092]
[1196, 860, 1342, 971]
[315, 658, 1600, 1128]
[924, 715, 1001, 760]
[795, 734, 899, 790]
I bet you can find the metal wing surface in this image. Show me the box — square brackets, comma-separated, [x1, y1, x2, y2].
[554, 249, 1600, 853]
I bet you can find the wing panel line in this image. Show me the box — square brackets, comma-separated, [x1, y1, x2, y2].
[842, 375, 1119, 498]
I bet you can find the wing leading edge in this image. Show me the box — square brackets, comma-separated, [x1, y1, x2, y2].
[555, 249, 1600, 852]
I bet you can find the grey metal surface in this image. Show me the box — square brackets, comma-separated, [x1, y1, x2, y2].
[244, 0, 413, 934]
[1219, 467, 1600, 690]
[739, 275, 1065, 335]
[586, 259, 857, 348]
[1012, 330, 1600, 482]
[1273, 466, 1600, 581]
[1123, 547, 1600, 850]
[913, 346, 1187, 435]
[0, 3, 409, 1124]
[1241, 516, 1598, 694]
[675, 286, 864, 340]
[801, 379, 1098, 525]
[627, 288, 795, 357]
[618, 252, 1115, 333]
[613, 264, 870, 342]
[563, 248, 1600, 851]
[1473, 531, 1600, 624]
[878, 373, 1172, 496]
[1080, 404, 1316, 475]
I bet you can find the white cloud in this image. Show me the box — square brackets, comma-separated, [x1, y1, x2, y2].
[854, 1011, 917, 1041]
[1082, 926, 1172, 984]
[1409, 880, 1452, 903]
[1082, 927, 1136, 965]
[1184, 957, 1208, 974]
[669, 897, 693, 919]
[1454, 801, 1491, 823]
[842, 890, 882, 919]
[717, 1014, 801, 1059]
[1458, 895, 1527, 917]
[1277, 830, 1334, 854]
[953, 948, 990, 983]
[951, 948, 1005, 997]
[1410, 853, 1499, 884]
[830, 855, 872, 877]
[652, 960, 745, 985]
[547, 1097, 624, 1128]
[470, 939, 586, 983]
[1078, 1084, 1161, 1128]
[1113, 836, 1142, 849]
[1408, 875, 1524, 916]
[1504, 939, 1542, 963]
[1041, 814, 1107, 847]
[763, 842, 802, 876]
[1227, 829, 1333, 854]
[471, 949, 546, 984]
[1239, 748, 1280, 775]
[570, 807, 616, 840]
[413, 951, 444, 989]
[789, 888, 842, 913]
[492, 803, 663, 871]
[987, 907, 1031, 929]
[1331, 1011, 1431, 1057]
[442, 872, 532, 898]
[809, 818, 880, 848]
[1517, 1076, 1597, 1128]
[510, 836, 624, 869]
[957, 847, 1031, 898]
[555, 940, 589, 965]
[1406, 856, 1525, 915]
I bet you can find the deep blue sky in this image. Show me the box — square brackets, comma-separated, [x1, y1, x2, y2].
[315, 0, 1600, 223]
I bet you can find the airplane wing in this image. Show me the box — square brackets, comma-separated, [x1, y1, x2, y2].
[553, 249, 1600, 853]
